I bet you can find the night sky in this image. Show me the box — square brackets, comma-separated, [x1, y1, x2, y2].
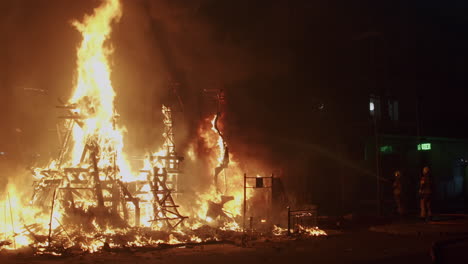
[1, 0, 468, 207]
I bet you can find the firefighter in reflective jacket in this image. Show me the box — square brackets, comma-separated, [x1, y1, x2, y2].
[393, 170, 403, 215]
[419, 166, 433, 219]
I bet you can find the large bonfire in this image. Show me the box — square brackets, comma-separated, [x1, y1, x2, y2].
[0, 0, 324, 253]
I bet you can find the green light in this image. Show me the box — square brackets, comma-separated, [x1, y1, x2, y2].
[417, 143, 431, 151]
[380, 145, 393, 153]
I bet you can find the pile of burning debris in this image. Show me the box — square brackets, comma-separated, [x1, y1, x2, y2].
[0, 0, 326, 255]
[0, 224, 325, 256]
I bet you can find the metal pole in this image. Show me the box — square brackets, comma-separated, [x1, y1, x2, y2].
[243, 173, 246, 232]
[373, 116, 381, 216]
[416, 96, 421, 139]
[270, 174, 274, 223]
[287, 206, 291, 236]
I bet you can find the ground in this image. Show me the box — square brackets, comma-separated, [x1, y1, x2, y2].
[1, 216, 468, 263]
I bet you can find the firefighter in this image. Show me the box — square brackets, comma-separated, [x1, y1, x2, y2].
[393, 170, 403, 216]
[419, 166, 433, 219]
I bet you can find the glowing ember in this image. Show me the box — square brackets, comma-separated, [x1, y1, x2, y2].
[272, 225, 327, 237]
[272, 225, 287, 236]
[299, 225, 327, 236]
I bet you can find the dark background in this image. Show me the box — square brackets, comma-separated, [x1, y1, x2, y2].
[1, 0, 467, 214]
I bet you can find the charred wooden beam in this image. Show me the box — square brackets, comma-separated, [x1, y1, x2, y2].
[64, 168, 90, 172]
[135, 201, 140, 227]
[90, 147, 105, 209]
[111, 182, 120, 213]
[57, 120, 75, 167]
[116, 180, 140, 226]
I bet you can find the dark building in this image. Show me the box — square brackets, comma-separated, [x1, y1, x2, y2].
[324, 28, 468, 216]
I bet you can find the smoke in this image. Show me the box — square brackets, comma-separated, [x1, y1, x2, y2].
[115, 0, 294, 159]
[0, 0, 299, 201]
[103, 0, 296, 182]
[0, 1, 96, 191]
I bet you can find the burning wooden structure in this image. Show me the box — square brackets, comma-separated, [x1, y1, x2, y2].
[0, 0, 326, 253]
[31, 104, 186, 230]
